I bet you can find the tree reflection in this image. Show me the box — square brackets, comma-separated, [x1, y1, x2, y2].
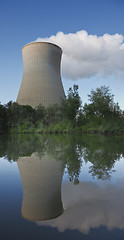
[82, 135, 124, 180]
[0, 134, 124, 182]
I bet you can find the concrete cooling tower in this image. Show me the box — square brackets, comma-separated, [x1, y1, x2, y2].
[17, 152, 64, 221]
[16, 42, 65, 108]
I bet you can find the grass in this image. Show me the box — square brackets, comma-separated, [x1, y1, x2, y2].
[7, 116, 124, 135]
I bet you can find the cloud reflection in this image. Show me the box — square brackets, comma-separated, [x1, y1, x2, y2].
[37, 181, 124, 234]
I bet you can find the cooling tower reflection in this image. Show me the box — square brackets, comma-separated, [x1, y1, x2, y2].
[17, 152, 64, 221]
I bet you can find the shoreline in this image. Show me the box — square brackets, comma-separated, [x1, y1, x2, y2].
[1, 129, 124, 136]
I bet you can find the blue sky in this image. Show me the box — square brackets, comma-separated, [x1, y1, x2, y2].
[0, 0, 124, 109]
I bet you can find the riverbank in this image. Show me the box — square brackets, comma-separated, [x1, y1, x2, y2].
[8, 118, 124, 135]
[1, 86, 124, 136]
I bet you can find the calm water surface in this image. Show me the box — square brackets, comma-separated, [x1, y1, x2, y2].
[0, 134, 124, 240]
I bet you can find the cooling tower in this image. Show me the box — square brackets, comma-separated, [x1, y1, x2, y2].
[17, 153, 64, 221]
[16, 42, 65, 108]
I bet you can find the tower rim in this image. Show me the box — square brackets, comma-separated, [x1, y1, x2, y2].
[22, 41, 62, 53]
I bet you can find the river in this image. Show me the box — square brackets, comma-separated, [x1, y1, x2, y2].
[0, 134, 124, 239]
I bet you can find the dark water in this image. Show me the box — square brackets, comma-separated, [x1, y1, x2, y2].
[0, 134, 124, 240]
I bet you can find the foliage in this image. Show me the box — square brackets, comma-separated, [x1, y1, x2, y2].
[61, 84, 82, 121]
[45, 104, 60, 125]
[0, 85, 124, 135]
[5, 101, 35, 128]
[83, 86, 121, 118]
[1, 134, 124, 182]
[34, 104, 46, 124]
[0, 103, 7, 132]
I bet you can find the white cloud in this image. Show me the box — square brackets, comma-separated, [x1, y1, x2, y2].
[37, 181, 124, 234]
[35, 30, 124, 80]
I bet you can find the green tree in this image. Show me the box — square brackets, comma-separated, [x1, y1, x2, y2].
[45, 104, 60, 125]
[61, 84, 82, 121]
[5, 101, 35, 129]
[0, 103, 7, 132]
[35, 104, 46, 124]
[83, 86, 121, 118]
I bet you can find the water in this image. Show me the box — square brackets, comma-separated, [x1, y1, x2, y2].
[0, 134, 124, 240]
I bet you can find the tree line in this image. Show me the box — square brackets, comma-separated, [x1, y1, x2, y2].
[0, 85, 124, 134]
